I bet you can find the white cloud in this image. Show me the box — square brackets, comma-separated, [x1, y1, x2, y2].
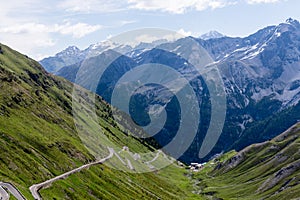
[57, 0, 283, 14]
[107, 30, 185, 47]
[120, 20, 137, 26]
[0, 21, 101, 59]
[127, 0, 236, 14]
[59, 0, 236, 14]
[0, 23, 49, 34]
[125, 33, 184, 46]
[53, 22, 102, 38]
[0, 22, 101, 38]
[33, 38, 56, 47]
[59, 0, 127, 13]
[178, 29, 192, 36]
[246, 0, 281, 4]
[0, 30, 55, 59]
[106, 34, 113, 39]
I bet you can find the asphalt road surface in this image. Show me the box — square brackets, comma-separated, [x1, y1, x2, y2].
[29, 147, 114, 200]
[0, 182, 26, 200]
[0, 186, 9, 200]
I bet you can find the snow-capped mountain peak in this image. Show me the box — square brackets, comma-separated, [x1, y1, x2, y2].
[200, 30, 225, 40]
[57, 46, 81, 57]
[40, 18, 300, 163]
[89, 40, 120, 50]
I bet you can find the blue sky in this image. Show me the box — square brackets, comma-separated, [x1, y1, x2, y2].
[0, 0, 299, 60]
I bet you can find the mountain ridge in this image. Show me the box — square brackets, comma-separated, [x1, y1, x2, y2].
[41, 18, 300, 163]
[194, 122, 300, 199]
[0, 43, 198, 199]
[1, 40, 300, 199]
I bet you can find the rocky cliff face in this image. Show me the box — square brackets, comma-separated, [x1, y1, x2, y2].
[40, 19, 300, 163]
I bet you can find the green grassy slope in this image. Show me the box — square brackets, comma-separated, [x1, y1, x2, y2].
[194, 123, 300, 200]
[4, 42, 299, 200]
[0, 43, 199, 199]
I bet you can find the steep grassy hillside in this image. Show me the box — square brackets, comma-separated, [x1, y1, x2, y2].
[194, 123, 300, 200]
[3, 42, 299, 200]
[0, 43, 199, 199]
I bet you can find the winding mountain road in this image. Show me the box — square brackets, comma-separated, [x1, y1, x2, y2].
[0, 182, 26, 200]
[2, 146, 165, 199]
[29, 147, 114, 200]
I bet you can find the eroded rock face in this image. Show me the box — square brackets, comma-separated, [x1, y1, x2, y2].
[41, 19, 300, 163]
[218, 153, 245, 173]
[258, 160, 300, 192]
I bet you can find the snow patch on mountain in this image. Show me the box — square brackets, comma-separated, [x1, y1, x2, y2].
[200, 31, 225, 40]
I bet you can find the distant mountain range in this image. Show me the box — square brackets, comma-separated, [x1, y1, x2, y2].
[40, 31, 225, 74]
[40, 18, 300, 163]
[1, 26, 300, 199]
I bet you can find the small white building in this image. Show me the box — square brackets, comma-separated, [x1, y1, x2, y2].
[189, 162, 207, 172]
